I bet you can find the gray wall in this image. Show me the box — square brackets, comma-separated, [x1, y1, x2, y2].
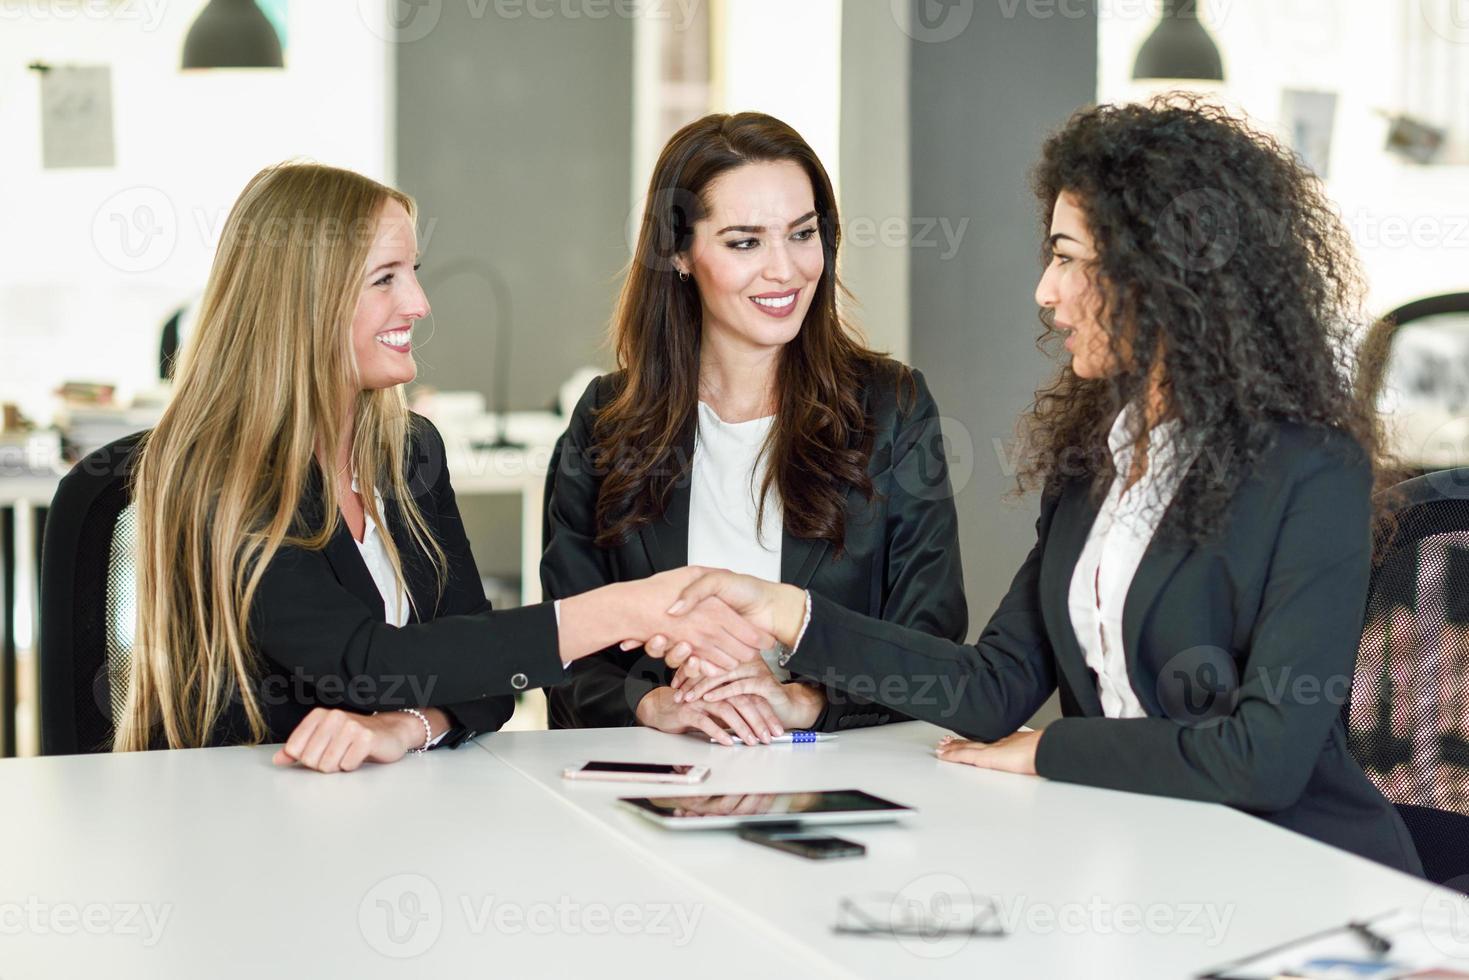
[906, 3, 1096, 632]
[395, 8, 634, 581]
[396, 9, 632, 413]
[839, 0, 910, 363]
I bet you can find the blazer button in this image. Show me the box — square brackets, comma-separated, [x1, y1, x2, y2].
[511, 672, 529, 691]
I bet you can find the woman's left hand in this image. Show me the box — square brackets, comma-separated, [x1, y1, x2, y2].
[670, 657, 826, 730]
[934, 730, 1042, 776]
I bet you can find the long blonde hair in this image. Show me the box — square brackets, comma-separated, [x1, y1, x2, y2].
[115, 162, 446, 751]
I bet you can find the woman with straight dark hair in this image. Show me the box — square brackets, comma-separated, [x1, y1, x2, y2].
[661, 99, 1423, 874]
[541, 112, 968, 744]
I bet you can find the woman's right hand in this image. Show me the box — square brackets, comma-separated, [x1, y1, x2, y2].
[271, 707, 423, 773]
[634, 686, 784, 746]
[662, 569, 809, 659]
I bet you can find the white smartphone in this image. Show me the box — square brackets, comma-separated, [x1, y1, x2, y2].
[561, 761, 711, 784]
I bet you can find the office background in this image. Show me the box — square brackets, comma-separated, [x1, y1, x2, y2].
[4, 0, 1468, 750]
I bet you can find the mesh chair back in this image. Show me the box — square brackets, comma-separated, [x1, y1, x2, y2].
[39, 433, 146, 755]
[1349, 469, 1469, 815]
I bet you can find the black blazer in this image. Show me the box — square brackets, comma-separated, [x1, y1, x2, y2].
[207, 415, 567, 746]
[788, 424, 1424, 875]
[541, 363, 969, 732]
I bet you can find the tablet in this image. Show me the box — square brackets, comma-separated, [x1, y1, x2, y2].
[617, 788, 914, 830]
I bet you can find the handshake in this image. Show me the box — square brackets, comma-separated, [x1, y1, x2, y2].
[604, 567, 815, 746]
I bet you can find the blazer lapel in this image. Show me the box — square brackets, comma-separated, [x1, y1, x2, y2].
[384, 494, 439, 624]
[1121, 531, 1193, 716]
[321, 520, 389, 623]
[1038, 484, 1105, 717]
[637, 425, 695, 574]
[780, 529, 829, 588]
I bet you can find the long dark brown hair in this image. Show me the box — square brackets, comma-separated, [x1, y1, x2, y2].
[1019, 97, 1385, 544]
[592, 112, 894, 553]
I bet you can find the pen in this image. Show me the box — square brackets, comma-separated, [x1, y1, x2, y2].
[1346, 919, 1392, 956]
[711, 731, 839, 745]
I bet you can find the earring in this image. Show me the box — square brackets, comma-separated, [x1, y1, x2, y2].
[677, 269, 690, 282]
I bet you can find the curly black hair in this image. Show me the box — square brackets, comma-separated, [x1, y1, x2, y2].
[1019, 95, 1384, 544]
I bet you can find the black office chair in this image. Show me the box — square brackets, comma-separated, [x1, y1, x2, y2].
[1348, 468, 1469, 885]
[39, 432, 147, 755]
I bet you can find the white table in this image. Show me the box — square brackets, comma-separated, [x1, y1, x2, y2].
[2, 721, 1461, 978]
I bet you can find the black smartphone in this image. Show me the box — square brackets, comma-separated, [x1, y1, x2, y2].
[737, 823, 866, 860]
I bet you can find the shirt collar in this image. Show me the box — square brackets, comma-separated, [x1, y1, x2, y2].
[1107, 403, 1188, 476]
[348, 473, 387, 542]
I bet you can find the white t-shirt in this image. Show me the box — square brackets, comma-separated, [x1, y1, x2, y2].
[686, 400, 789, 681]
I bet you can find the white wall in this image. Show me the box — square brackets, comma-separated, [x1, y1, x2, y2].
[0, 0, 392, 424]
[1098, 0, 1469, 317]
[711, 0, 843, 192]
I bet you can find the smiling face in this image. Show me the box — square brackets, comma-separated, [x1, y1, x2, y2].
[351, 200, 428, 390]
[1035, 191, 1118, 380]
[676, 160, 825, 355]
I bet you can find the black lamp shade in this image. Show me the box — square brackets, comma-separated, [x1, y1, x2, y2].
[182, 0, 283, 69]
[1132, 0, 1224, 81]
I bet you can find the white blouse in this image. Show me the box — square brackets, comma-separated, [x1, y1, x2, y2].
[1066, 405, 1197, 719]
[687, 400, 789, 681]
[350, 476, 408, 628]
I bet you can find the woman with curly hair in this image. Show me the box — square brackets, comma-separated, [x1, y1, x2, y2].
[660, 99, 1423, 873]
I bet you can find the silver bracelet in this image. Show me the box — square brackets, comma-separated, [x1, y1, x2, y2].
[397, 708, 432, 754]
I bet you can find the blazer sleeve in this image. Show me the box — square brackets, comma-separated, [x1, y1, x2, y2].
[1033, 443, 1372, 812]
[791, 488, 1061, 740]
[810, 369, 970, 731]
[247, 426, 568, 718]
[411, 418, 520, 740]
[540, 378, 653, 727]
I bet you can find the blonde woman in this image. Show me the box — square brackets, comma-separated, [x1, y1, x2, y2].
[114, 162, 766, 771]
